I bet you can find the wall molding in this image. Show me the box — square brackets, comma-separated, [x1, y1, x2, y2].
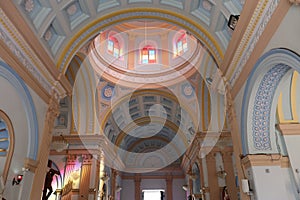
[241, 154, 290, 169]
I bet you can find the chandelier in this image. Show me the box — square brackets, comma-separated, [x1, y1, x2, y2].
[51, 135, 69, 152]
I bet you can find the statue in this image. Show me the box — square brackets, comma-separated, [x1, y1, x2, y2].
[42, 168, 60, 200]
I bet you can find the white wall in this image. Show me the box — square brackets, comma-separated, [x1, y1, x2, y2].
[0, 66, 47, 199]
[172, 178, 186, 200]
[120, 178, 186, 200]
[282, 135, 300, 190]
[246, 166, 298, 200]
[265, 6, 300, 55]
[121, 179, 135, 200]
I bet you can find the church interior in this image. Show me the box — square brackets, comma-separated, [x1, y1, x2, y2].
[0, 0, 300, 200]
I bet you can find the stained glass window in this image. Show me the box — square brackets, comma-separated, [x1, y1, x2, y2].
[141, 46, 156, 64]
[107, 36, 121, 59]
[174, 33, 188, 57]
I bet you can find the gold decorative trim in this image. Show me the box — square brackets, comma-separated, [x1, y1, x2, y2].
[277, 71, 299, 123]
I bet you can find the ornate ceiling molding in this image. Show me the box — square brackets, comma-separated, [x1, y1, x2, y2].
[223, 0, 280, 86]
[0, 8, 67, 100]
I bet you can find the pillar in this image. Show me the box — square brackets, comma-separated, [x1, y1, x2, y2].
[166, 174, 173, 200]
[222, 151, 238, 200]
[161, 32, 169, 68]
[30, 93, 60, 200]
[110, 169, 118, 200]
[128, 34, 136, 70]
[225, 83, 250, 200]
[134, 175, 141, 200]
[206, 152, 219, 200]
[79, 154, 93, 199]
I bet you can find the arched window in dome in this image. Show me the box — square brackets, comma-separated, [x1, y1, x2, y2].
[174, 32, 188, 57]
[107, 36, 122, 59]
[141, 45, 156, 64]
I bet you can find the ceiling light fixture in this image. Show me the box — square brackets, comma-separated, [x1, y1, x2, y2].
[51, 134, 69, 152]
[216, 166, 227, 179]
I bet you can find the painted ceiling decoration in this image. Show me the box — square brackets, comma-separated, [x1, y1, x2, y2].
[13, 0, 244, 70]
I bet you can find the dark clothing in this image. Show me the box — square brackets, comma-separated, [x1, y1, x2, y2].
[42, 169, 59, 200]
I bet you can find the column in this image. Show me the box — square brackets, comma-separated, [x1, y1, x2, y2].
[79, 154, 93, 199]
[166, 174, 173, 200]
[110, 169, 118, 200]
[222, 152, 238, 200]
[30, 93, 60, 200]
[225, 84, 250, 200]
[206, 152, 219, 200]
[161, 32, 169, 68]
[134, 175, 141, 200]
[128, 34, 136, 70]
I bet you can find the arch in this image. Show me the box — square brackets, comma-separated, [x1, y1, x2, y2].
[59, 9, 224, 73]
[241, 48, 300, 154]
[0, 60, 38, 160]
[0, 111, 14, 183]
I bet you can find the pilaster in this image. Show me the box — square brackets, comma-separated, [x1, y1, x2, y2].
[79, 154, 93, 199]
[111, 169, 118, 200]
[166, 174, 173, 200]
[225, 83, 250, 200]
[222, 151, 238, 200]
[206, 152, 219, 200]
[30, 92, 59, 199]
[134, 174, 141, 200]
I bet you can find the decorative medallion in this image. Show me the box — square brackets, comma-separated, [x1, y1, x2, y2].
[102, 85, 115, 100]
[24, 0, 34, 13]
[67, 4, 77, 16]
[44, 30, 52, 41]
[182, 83, 194, 98]
[202, 0, 212, 11]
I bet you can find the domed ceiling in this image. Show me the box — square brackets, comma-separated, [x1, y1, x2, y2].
[66, 20, 228, 172]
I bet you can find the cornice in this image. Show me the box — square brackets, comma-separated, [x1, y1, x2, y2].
[241, 154, 290, 169]
[0, 8, 70, 101]
[277, 123, 300, 135]
[228, 0, 280, 85]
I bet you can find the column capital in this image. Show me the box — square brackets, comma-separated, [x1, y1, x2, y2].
[67, 154, 78, 165]
[134, 174, 141, 182]
[241, 154, 290, 169]
[47, 91, 60, 119]
[206, 152, 216, 161]
[82, 154, 93, 165]
[277, 123, 300, 135]
[221, 151, 233, 161]
[24, 157, 38, 173]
